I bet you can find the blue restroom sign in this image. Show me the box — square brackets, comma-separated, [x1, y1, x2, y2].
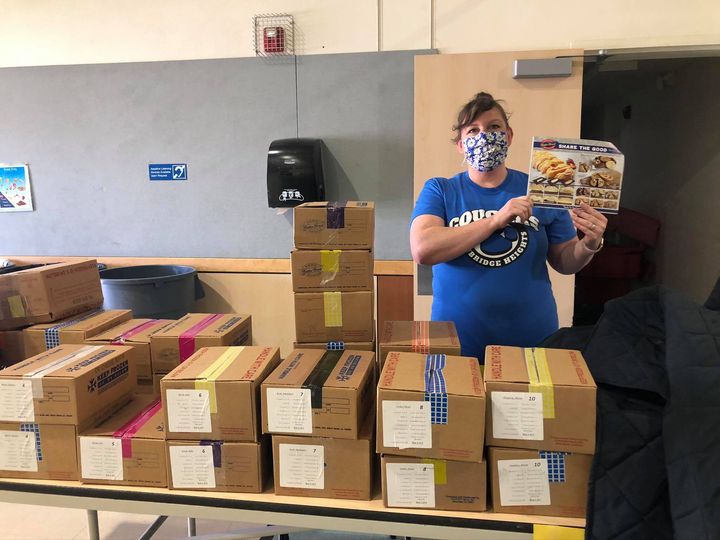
[149, 163, 188, 181]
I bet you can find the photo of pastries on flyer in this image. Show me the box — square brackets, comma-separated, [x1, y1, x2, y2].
[527, 137, 624, 214]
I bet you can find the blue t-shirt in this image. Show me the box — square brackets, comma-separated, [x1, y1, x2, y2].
[411, 169, 576, 362]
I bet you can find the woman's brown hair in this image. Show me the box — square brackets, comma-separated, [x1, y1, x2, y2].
[452, 92, 511, 143]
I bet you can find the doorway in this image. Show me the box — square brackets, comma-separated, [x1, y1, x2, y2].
[574, 53, 720, 325]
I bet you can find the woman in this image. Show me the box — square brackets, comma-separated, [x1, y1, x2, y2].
[410, 92, 606, 361]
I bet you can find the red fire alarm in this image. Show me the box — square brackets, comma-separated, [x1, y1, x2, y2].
[263, 27, 285, 53]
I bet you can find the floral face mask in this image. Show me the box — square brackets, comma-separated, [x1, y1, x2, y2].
[461, 131, 509, 172]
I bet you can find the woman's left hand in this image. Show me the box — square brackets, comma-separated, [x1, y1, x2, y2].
[571, 203, 607, 250]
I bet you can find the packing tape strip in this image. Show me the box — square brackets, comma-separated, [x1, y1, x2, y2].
[539, 450, 568, 483]
[178, 314, 225, 362]
[323, 292, 343, 327]
[23, 345, 104, 399]
[326, 341, 345, 350]
[533, 525, 584, 540]
[8, 295, 26, 318]
[524, 348, 555, 418]
[422, 458, 447, 485]
[113, 399, 162, 458]
[195, 347, 245, 414]
[199, 440, 223, 467]
[20, 423, 43, 462]
[320, 250, 341, 273]
[111, 319, 163, 344]
[412, 321, 430, 354]
[326, 202, 347, 229]
[424, 354, 448, 425]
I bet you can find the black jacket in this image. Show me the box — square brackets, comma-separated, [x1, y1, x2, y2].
[542, 284, 720, 540]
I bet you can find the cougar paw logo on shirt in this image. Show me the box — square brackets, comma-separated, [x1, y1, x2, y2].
[448, 209, 540, 268]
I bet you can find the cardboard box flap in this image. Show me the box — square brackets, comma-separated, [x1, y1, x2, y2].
[82, 396, 164, 439]
[163, 346, 278, 382]
[0, 344, 132, 378]
[378, 351, 485, 397]
[51, 310, 131, 333]
[297, 201, 374, 209]
[263, 349, 372, 390]
[380, 321, 460, 349]
[155, 313, 250, 338]
[263, 349, 323, 386]
[88, 318, 173, 343]
[485, 346, 596, 387]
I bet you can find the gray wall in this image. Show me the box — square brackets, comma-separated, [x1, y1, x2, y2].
[0, 50, 434, 259]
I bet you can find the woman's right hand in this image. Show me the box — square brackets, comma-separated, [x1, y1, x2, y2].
[491, 196, 533, 229]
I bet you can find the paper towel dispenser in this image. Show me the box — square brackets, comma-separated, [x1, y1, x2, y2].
[267, 138, 325, 208]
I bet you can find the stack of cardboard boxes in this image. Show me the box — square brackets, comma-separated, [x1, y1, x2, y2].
[0, 343, 136, 480]
[161, 346, 281, 492]
[376, 350, 488, 511]
[261, 347, 376, 499]
[484, 346, 596, 518]
[292, 202, 375, 351]
[0, 260, 104, 368]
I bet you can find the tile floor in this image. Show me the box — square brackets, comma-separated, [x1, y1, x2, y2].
[0, 502, 405, 539]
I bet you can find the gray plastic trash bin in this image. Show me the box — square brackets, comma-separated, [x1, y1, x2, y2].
[99, 265, 204, 319]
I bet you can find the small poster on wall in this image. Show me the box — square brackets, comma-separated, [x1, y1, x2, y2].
[0, 163, 33, 212]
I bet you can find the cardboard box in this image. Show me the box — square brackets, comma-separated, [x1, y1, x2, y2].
[294, 201, 374, 250]
[0, 422, 78, 480]
[484, 346, 596, 454]
[150, 313, 252, 374]
[292, 341, 375, 352]
[381, 455, 487, 512]
[134, 378, 159, 398]
[24, 309, 133, 359]
[262, 349, 375, 439]
[162, 346, 281, 442]
[488, 447, 592, 518]
[294, 291, 374, 343]
[272, 413, 374, 500]
[167, 438, 269, 492]
[86, 318, 175, 381]
[78, 397, 167, 487]
[377, 351, 485, 462]
[0, 344, 135, 430]
[0, 260, 103, 331]
[378, 321, 461, 371]
[291, 249, 373, 292]
[527, 136, 624, 214]
[0, 329, 26, 369]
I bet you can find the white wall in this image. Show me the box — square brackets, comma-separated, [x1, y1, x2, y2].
[1, 0, 718, 67]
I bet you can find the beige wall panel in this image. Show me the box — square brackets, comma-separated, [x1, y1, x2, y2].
[195, 272, 296, 357]
[413, 50, 584, 327]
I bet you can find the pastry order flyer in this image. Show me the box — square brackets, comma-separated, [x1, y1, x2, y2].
[526, 137, 624, 214]
[0, 163, 33, 212]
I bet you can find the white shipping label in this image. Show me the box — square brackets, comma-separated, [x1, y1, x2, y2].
[491, 392, 544, 440]
[266, 388, 312, 433]
[0, 380, 34, 422]
[498, 458, 551, 506]
[166, 389, 211, 433]
[279, 444, 325, 490]
[169, 446, 216, 489]
[79, 437, 123, 481]
[386, 463, 436, 508]
[382, 401, 432, 449]
[0, 430, 38, 472]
